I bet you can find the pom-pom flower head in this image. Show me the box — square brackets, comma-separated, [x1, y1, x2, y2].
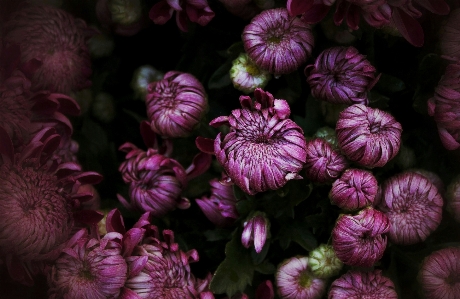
[146, 71, 208, 138]
[198, 88, 307, 195]
[242, 8, 314, 76]
[336, 104, 402, 168]
[305, 46, 380, 106]
[230, 53, 271, 94]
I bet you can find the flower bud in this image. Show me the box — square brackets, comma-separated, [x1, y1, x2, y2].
[308, 244, 343, 279]
[108, 0, 143, 26]
[241, 212, 269, 253]
[131, 65, 164, 99]
[230, 53, 271, 94]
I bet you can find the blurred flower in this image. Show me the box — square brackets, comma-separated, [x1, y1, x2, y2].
[146, 71, 208, 138]
[329, 269, 398, 298]
[394, 143, 416, 170]
[198, 88, 306, 195]
[149, 0, 215, 32]
[230, 53, 271, 94]
[308, 244, 343, 279]
[329, 168, 378, 211]
[305, 46, 379, 106]
[314, 126, 339, 148]
[3, 4, 93, 94]
[131, 65, 164, 100]
[87, 31, 115, 58]
[378, 171, 443, 245]
[241, 212, 269, 253]
[96, 0, 148, 36]
[336, 104, 402, 168]
[195, 174, 239, 227]
[446, 175, 460, 222]
[276, 256, 327, 299]
[304, 138, 348, 184]
[418, 247, 460, 299]
[242, 8, 314, 76]
[255, 280, 275, 299]
[440, 8, 460, 61]
[332, 207, 389, 267]
[92, 92, 116, 123]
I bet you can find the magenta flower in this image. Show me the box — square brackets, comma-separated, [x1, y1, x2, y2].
[197, 88, 307, 195]
[304, 138, 349, 184]
[378, 171, 443, 245]
[440, 8, 460, 62]
[305, 46, 380, 106]
[195, 174, 239, 227]
[96, 0, 148, 36]
[418, 247, 460, 299]
[149, 0, 215, 32]
[242, 8, 315, 76]
[329, 168, 378, 211]
[241, 212, 269, 253]
[146, 71, 208, 138]
[329, 270, 398, 298]
[332, 207, 390, 267]
[276, 256, 327, 299]
[3, 4, 93, 94]
[336, 104, 402, 168]
[230, 53, 271, 94]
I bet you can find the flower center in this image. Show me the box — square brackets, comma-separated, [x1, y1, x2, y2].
[369, 121, 381, 134]
[298, 270, 312, 288]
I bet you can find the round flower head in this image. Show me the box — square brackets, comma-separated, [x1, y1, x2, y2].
[332, 207, 390, 267]
[203, 88, 307, 195]
[242, 8, 315, 76]
[440, 9, 460, 62]
[230, 53, 271, 94]
[276, 256, 327, 299]
[329, 270, 397, 299]
[329, 168, 378, 211]
[378, 171, 443, 245]
[308, 244, 343, 279]
[418, 247, 460, 299]
[146, 71, 208, 138]
[336, 104, 402, 168]
[304, 138, 348, 184]
[3, 4, 92, 94]
[305, 46, 379, 106]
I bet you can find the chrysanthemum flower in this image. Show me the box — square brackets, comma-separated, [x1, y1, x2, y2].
[197, 88, 307, 195]
[230, 53, 271, 94]
[440, 9, 460, 62]
[242, 8, 315, 76]
[241, 212, 269, 253]
[336, 104, 402, 168]
[411, 168, 445, 195]
[305, 46, 380, 106]
[308, 244, 343, 279]
[276, 256, 327, 299]
[418, 247, 460, 299]
[332, 207, 389, 267]
[329, 168, 378, 211]
[304, 138, 348, 184]
[378, 171, 443, 245]
[329, 270, 398, 298]
[146, 71, 208, 138]
[3, 4, 93, 94]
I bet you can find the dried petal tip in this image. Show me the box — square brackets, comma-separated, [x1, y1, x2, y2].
[230, 53, 271, 94]
[241, 212, 269, 253]
[308, 244, 343, 279]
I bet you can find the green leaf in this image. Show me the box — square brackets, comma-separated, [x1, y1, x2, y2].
[254, 261, 276, 275]
[208, 60, 232, 89]
[276, 218, 317, 251]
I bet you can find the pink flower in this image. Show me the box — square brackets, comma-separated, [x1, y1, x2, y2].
[149, 0, 215, 32]
[241, 212, 269, 253]
[418, 247, 460, 299]
[305, 46, 380, 106]
[242, 8, 315, 76]
[336, 104, 402, 168]
[276, 256, 327, 299]
[440, 8, 460, 61]
[332, 207, 390, 267]
[377, 171, 443, 245]
[146, 71, 208, 138]
[329, 270, 398, 298]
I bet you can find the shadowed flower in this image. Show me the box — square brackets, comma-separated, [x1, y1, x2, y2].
[219, 0, 261, 19]
[230, 53, 271, 94]
[242, 8, 315, 76]
[418, 247, 460, 299]
[3, 4, 93, 94]
[336, 104, 402, 168]
[446, 175, 460, 222]
[329, 270, 398, 298]
[377, 171, 443, 245]
[305, 46, 380, 106]
[314, 126, 339, 148]
[276, 256, 327, 299]
[308, 244, 343, 279]
[304, 138, 348, 184]
[146, 71, 208, 138]
[197, 88, 307, 195]
[96, 0, 148, 36]
[332, 207, 390, 267]
[241, 212, 269, 253]
[329, 168, 378, 211]
[440, 9, 460, 62]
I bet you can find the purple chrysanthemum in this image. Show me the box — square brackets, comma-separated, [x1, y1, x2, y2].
[336, 104, 402, 168]
[305, 46, 379, 106]
[329, 168, 378, 211]
[328, 270, 398, 298]
[276, 256, 327, 299]
[241, 212, 269, 253]
[418, 247, 460, 299]
[242, 8, 314, 76]
[198, 88, 307, 195]
[146, 71, 208, 138]
[332, 207, 389, 267]
[377, 171, 443, 245]
[304, 138, 348, 184]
